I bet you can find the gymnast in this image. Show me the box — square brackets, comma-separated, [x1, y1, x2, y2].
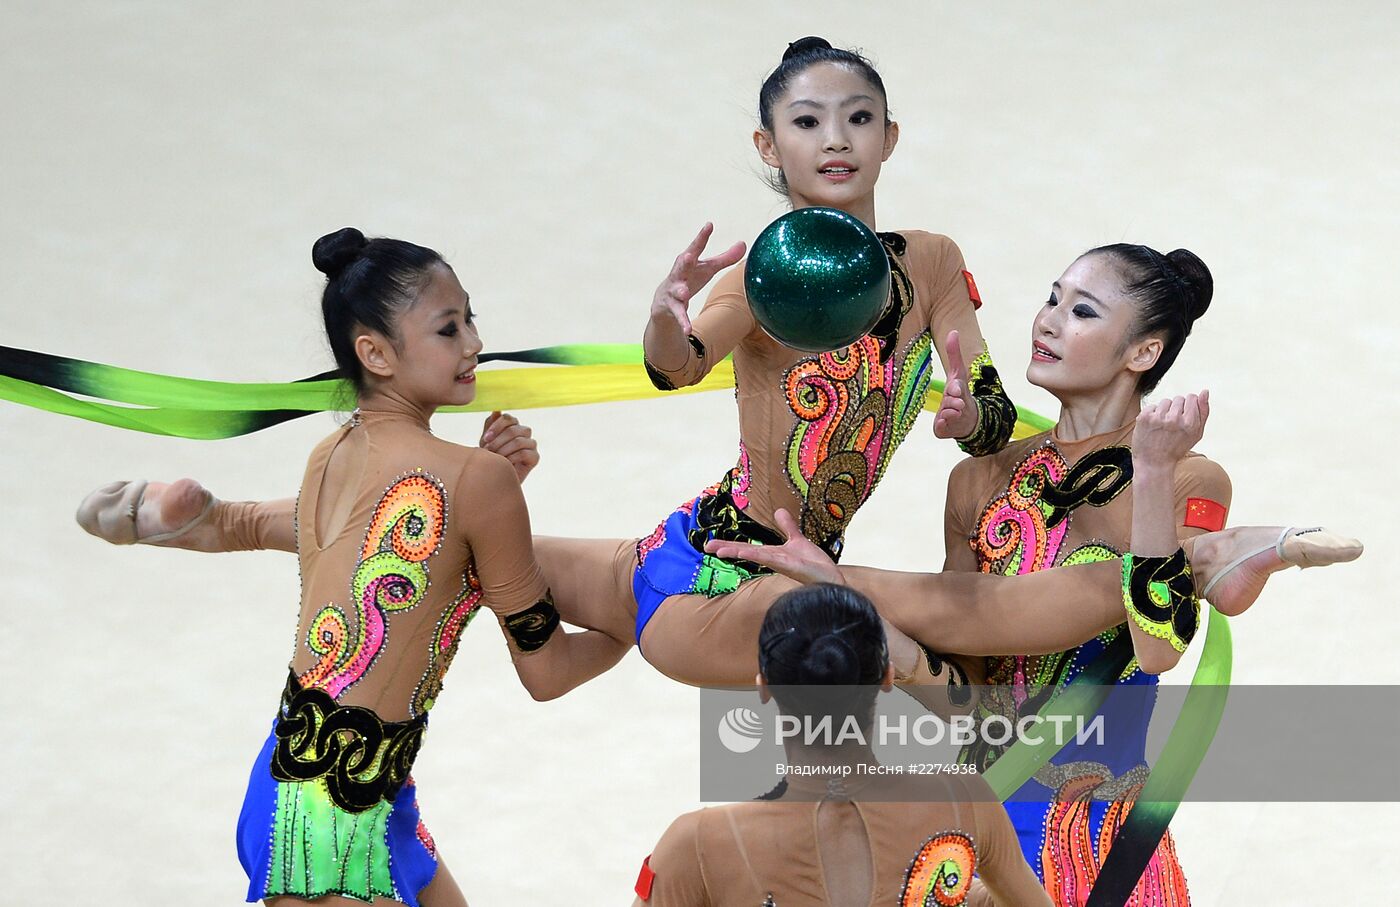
[81, 228, 630, 905]
[633, 583, 1052, 906]
[705, 242, 1362, 902]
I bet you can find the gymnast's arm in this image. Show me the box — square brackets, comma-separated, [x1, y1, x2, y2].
[1119, 394, 1227, 672]
[461, 451, 627, 702]
[644, 224, 750, 390]
[965, 779, 1054, 906]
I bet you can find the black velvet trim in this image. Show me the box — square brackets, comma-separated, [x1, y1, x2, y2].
[271, 671, 425, 813]
[504, 596, 561, 653]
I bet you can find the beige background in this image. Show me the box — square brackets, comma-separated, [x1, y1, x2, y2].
[2, 2, 1396, 903]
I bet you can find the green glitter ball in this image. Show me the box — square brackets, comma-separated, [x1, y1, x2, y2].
[744, 207, 891, 353]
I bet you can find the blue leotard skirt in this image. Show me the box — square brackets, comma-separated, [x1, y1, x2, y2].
[236, 716, 438, 904]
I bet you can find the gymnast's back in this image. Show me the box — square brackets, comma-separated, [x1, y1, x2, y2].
[290, 402, 544, 722]
[637, 774, 1050, 906]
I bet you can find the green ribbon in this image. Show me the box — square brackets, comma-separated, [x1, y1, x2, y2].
[0, 343, 1055, 439]
[982, 631, 1136, 799]
[1085, 606, 1232, 906]
[980, 607, 1232, 906]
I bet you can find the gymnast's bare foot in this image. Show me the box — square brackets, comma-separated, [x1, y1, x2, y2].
[1192, 526, 1363, 616]
[75, 478, 215, 548]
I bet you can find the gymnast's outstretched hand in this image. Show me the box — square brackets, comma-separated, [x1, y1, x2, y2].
[479, 411, 539, 484]
[649, 222, 746, 336]
[932, 330, 980, 441]
[703, 508, 843, 585]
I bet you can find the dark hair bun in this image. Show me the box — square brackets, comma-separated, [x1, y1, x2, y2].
[313, 227, 368, 278]
[783, 36, 833, 61]
[800, 633, 858, 684]
[1165, 248, 1213, 324]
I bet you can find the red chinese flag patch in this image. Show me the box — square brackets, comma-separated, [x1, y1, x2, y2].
[962, 270, 982, 309]
[1184, 497, 1227, 532]
[635, 855, 656, 901]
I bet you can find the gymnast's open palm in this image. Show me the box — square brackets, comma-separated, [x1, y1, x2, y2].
[650, 223, 746, 335]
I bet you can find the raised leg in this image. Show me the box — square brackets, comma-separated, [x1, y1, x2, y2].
[533, 535, 640, 646]
[638, 573, 802, 686]
[76, 478, 297, 552]
[849, 525, 1362, 658]
[846, 559, 1128, 658]
[1190, 525, 1362, 616]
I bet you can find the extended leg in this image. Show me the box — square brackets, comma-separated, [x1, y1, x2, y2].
[638, 573, 802, 687]
[76, 478, 296, 552]
[847, 559, 1127, 658]
[532, 535, 639, 646]
[849, 525, 1361, 658]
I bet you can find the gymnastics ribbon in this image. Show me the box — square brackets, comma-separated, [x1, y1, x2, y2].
[980, 608, 1232, 906]
[0, 344, 1055, 440]
[981, 631, 1136, 799]
[1084, 606, 1232, 906]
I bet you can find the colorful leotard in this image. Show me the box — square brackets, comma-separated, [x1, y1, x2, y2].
[944, 419, 1231, 905]
[635, 773, 1049, 906]
[236, 403, 556, 905]
[635, 231, 1014, 643]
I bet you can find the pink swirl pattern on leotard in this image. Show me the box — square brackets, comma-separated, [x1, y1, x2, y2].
[786, 337, 879, 491]
[636, 521, 667, 564]
[973, 446, 1071, 709]
[975, 446, 1071, 576]
[729, 444, 753, 510]
[300, 473, 446, 700]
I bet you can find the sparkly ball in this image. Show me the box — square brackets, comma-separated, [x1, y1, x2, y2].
[744, 206, 891, 353]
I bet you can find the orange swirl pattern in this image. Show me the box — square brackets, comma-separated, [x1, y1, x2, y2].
[784, 332, 933, 545]
[974, 446, 1069, 575]
[362, 474, 446, 562]
[901, 832, 976, 906]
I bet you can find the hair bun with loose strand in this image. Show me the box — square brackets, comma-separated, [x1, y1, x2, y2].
[312, 227, 368, 278]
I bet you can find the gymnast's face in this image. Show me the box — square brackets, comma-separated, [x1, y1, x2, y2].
[1027, 253, 1162, 399]
[754, 63, 898, 214]
[367, 264, 482, 409]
